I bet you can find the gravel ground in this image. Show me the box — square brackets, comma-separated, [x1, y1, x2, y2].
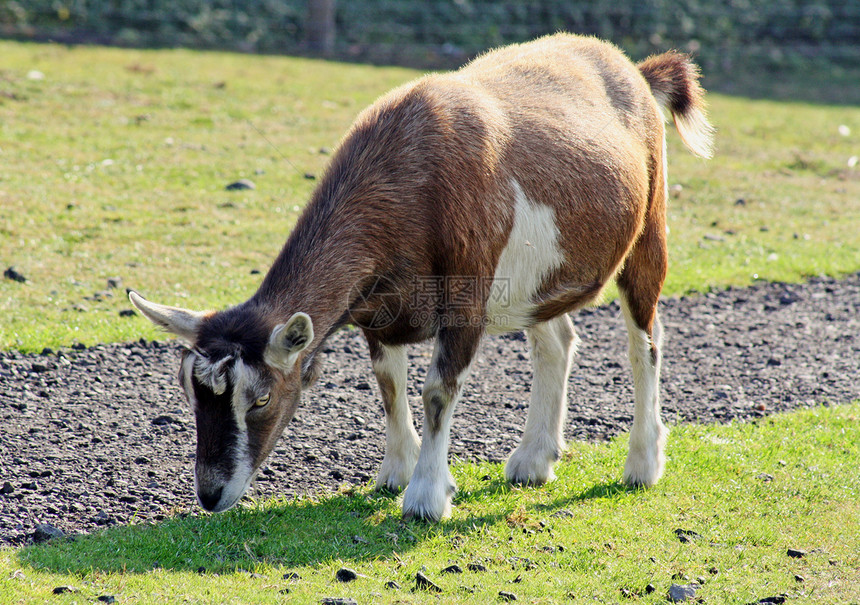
[1, 273, 859, 546]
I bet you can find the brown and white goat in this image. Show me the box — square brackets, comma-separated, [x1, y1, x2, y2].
[130, 33, 713, 521]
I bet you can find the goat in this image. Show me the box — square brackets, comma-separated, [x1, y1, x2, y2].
[130, 33, 713, 521]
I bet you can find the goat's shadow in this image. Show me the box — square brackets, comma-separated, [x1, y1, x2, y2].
[17, 479, 633, 575]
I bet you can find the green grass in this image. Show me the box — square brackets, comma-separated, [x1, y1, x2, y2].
[3, 403, 859, 603]
[1, 41, 860, 351]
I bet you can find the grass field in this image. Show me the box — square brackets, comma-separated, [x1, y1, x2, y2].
[3, 403, 859, 603]
[1, 41, 859, 604]
[1, 41, 860, 351]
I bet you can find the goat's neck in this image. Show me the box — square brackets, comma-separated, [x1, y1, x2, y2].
[255, 219, 375, 349]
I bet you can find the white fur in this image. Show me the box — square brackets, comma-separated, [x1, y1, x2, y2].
[197, 438, 255, 513]
[371, 345, 421, 490]
[401, 344, 472, 521]
[619, 296, 668, 487]
[486, 179, 565, 334]
[506, 314, 578, 485]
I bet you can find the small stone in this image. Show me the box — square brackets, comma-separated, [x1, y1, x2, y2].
[33, 523, 65, 543]
[498, 591, 517, 602]
[354, 381, 372, 390]
[278, 588, 290, 594]
[467, 562, 488, 572]
[119, 309, 137, 317]
[52, 586, 79, 594]
[97, 596, 116, 604]
[320, 599, 357, 605]
[197, 566, 206, 574]
[794, 574, 805, 583]
[335, 567, 358, 582]
[385, 580, 400, 589]
[4, 267, 26, 283]
[766, 358, 782, 367]
[756, 473, 774, 482]
[668, 583, 698, 603]
[27, 70, 45, 80]
[441, 564, 463, 574]
[787, 548, 806, 558]
[1, 482, 14, 494]
[225, 179, 255, 191]
[106, 277, 123, 289]
[756, 597, 787, 604]
[415, 571, 442, 592]
[93, 511, 114, 525]
[283, 572, 301, 580]
[303, 173, 316, 180]
[645, 584, 656, 594]
[134, 456, 150, 464]
[674, 528, 702, 543]
[151, 415, 180, 426]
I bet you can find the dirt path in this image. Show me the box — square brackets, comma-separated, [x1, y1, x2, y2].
[1, 273, 858, 545]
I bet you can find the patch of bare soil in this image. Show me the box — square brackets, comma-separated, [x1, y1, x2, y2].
[1, 274, 858, 545]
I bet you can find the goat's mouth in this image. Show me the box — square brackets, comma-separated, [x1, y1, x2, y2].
[195, 462, 256, 512]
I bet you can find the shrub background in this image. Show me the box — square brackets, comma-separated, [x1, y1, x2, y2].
[2, 0, 858, 76]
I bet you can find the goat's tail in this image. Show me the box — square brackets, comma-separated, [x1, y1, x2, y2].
[638, 51, 714, 159]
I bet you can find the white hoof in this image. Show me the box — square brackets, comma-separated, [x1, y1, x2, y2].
[505, 440, 562, 486]
[400, 473, 455, 522]
[623, 426, 667, 487]
[375, 446, 419, 492]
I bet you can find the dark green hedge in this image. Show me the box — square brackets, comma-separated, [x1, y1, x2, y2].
[2, 0, 858, 72]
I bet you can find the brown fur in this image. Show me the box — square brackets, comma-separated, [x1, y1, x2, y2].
[251, 36, 710, 353]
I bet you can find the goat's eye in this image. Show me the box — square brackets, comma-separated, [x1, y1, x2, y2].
[254, 393, 271, 407]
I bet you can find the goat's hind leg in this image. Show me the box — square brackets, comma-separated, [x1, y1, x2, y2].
[616, 217, 669, 487]
[367, 339, 421, 492]
[506, 314, 577, 485]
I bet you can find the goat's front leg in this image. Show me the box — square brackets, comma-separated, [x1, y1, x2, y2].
[367, 339, 420, 491]
[401, 325, 481, 521]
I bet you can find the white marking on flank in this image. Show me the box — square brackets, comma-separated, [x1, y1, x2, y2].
[486, 179, 565, 334]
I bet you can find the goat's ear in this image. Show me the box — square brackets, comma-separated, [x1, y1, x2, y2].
[265, 312, 314, 372]
[128, 290, 205, 343]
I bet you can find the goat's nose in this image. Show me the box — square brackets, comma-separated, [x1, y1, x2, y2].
[198, 487, 223, 511]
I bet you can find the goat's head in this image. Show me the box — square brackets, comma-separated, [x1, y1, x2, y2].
[128, 291, 314, 512]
